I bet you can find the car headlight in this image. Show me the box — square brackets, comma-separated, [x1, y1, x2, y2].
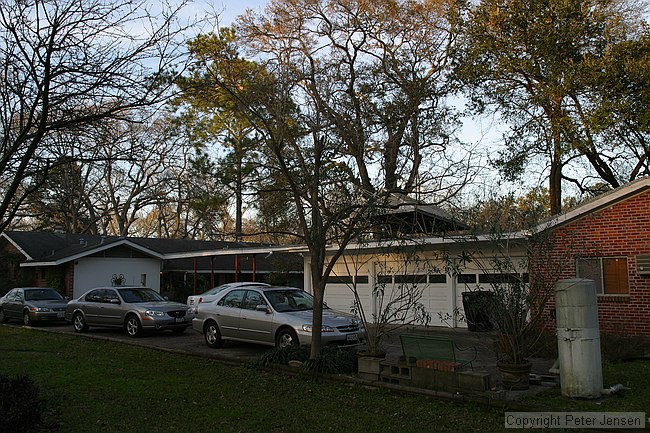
[145, 310, 165, 317]
[30, 307, 51, 312]
[302, 324, 335, 332]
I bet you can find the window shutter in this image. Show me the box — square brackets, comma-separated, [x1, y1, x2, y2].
[603, 258, 628, 294]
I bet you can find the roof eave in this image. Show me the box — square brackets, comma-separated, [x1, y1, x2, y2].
[534, 177, 650, 232]
[18, 239, 163, 267]
[1, 232, 34, 260]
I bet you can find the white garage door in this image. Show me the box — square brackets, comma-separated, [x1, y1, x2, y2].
[378, 273, 452, 327]
[73, 257, 161, 298]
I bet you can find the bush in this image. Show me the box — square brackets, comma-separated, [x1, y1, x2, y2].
[601, 333, 650, 363]
[259, 345, 358, 375]
[259, 345, 310, 366]
[302, 346, 358, 375]
[0, 374, 53, 433]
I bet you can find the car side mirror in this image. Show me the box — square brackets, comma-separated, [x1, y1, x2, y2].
[255, 304, 271, 314]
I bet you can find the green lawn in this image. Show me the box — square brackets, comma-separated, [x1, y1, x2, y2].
[1, 327, 648, 433]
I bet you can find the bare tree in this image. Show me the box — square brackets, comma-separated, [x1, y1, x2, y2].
[180, 0, 471, 357]
[0, 0, 190, 232]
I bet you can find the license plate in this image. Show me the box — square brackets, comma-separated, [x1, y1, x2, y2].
[346, 333, 358, 342]
[57, 312, 65, 318]
[175, 317, 186, 323]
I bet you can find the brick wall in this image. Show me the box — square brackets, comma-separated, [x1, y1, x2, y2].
[533, 190, 650, 337]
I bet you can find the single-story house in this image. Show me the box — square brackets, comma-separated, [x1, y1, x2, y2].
[533, 176, 650, 336]
[306, 177, 650, 337]
[0, 232, 303, 300]
[3, 177, 648, 337]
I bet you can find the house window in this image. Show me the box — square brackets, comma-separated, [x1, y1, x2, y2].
[577, 257, 629, 295]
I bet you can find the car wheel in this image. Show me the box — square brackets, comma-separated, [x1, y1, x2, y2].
[124, 315, 142, 338]
[73, 312, 88, 333]
[23, 310, 32, 326]
[276, 328, 299, 348]
[204, 321, 222, 348]
[0, 308, 7, 324]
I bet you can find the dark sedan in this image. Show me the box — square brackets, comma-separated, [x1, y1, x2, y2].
[65, 286, 192, 337]
[0, 287, 69, 325]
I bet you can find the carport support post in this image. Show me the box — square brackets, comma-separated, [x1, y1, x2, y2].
[234, 255, 239, 282]
[193, 257, 197, 295]
[252, 255, 257, 282]
[210, 256, 214, 288]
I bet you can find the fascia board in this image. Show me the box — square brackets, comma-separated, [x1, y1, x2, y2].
[19, 239, 163, 267]
[1, 232, 34, 260]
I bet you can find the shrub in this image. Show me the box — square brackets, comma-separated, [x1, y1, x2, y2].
[302, 346, 358, 375]
[259, 345, 358, 375]
[0, 374, 52, 433]
[600, 333, 650, 363]
[259, 345, 310, 366]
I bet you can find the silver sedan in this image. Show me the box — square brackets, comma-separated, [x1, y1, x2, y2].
[186, 282, 270, 312]
[65, 286, 192, 337]
[192, 286, 363, 348]
[0, 287, 68, 325]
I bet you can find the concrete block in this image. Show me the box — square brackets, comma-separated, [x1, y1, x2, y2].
[435, 370, 459, 392]
[358, 372, 380, 382]
[358, 357, 383, 374]
[411, 366, 437, 390]
[457, 371, 491, 392]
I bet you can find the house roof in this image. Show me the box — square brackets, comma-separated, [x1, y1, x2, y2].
[534, 176, 650, 233]
[374, 193, 469, 233]
[0, 231, 301, 271]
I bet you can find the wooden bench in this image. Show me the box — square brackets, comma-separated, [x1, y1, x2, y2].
[400, 334, 476, 370]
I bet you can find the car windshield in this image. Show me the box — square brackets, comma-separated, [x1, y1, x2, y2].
[24, 289, 64, 301]
[203, 282, 268, 296]
[203, 286, 229, 296]
[118, 288, 165, 303]
[265, 290, 314, 312]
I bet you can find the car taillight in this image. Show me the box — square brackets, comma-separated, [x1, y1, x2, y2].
[198, 297, 203, 303]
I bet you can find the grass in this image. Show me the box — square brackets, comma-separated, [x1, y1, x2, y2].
[1, 326, 648, 433]
[0, 327, 504, 433]
[524, 360, 650, 412]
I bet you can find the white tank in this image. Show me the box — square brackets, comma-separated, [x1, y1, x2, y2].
[555, 278, 603, 398]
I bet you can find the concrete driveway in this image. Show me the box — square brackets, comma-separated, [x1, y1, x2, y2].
[8, 322, 268, 363]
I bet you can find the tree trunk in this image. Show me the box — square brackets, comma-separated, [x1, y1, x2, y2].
[309, 260, 324, 359]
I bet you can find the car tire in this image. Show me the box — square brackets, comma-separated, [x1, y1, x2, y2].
[276, 328, 299, 348]
[73, 312, 88, 333]
[124, 315, 142, 338]
[204, 321, 222, 348]
[23, 310, 32, 326]
[0, 308, 7, 324]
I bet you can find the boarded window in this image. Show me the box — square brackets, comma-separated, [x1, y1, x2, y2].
[355, 276, 369, 284]
[478, 273, 520, 284]
[577, 257, 629, 295]
[326, 275, 368, 284]
[394, 274, 427, 284]
[428, 274, 447, 284]
[458, 274, 477, 284]
[377, 275, 393, 284]
[327, 276, 354, 284]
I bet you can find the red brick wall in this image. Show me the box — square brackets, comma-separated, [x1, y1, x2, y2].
[533, 190, 650, 337]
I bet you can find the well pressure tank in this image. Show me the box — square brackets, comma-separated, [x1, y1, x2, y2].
[555, 278, 603, 398]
